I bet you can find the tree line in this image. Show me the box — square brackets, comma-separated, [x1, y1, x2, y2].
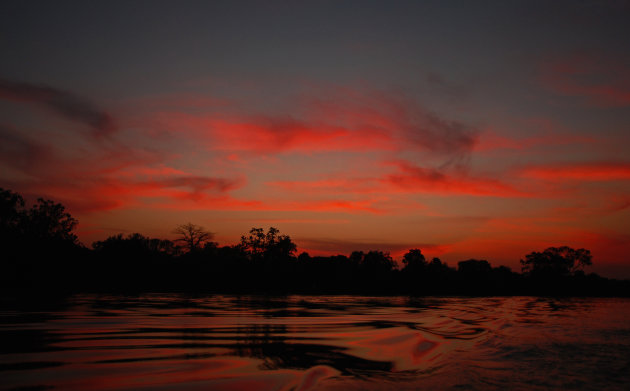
[1, 188, 628, 296]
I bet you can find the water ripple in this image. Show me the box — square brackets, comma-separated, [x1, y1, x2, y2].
[1, 295, 629, 390]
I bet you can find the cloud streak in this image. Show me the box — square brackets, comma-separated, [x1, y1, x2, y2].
[209, 115, 395, 153]
[540, 52, 630, 107]
[144, 87, 478, 162]
[12, 175, 245, 214]
[382, 160, 524, 197]
[0, 78, 116, 136]
[270, 160, 523, 198]
[0, 123, 56, 172]
[305, 88, 478, 161]
[0, 122, 243, 213]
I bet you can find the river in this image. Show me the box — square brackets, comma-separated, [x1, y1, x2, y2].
[1, 295, 629, 390]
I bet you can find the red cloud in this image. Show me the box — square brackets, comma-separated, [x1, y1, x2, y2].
[152, 196, 383, 214]
[269, 160, 524, 198]
[148, 111, 395, 154]
[2, 119, 248, 213]
[522, 162, 630, 181]
[144, 87, 478, 160]
[304, 88, 478, 157]
[475, 121, 595, 152]
[209, 116, 395, 153]
[382, 161, 524, 197]
[288, 199, 381, 214]
[16, 174, 245, 214]
[3, 120, 389, 215]
[540, 52, 630, 107]
[270, 178, 378, 194]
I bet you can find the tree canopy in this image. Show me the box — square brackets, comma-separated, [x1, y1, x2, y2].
[173, 223, 213, 253]
[240, 227, 296, 261]
[4, 187, 627, 297]
[0, 188, 78, 246]
[402, 248, 427, 273]
[520, 246, 592, 277]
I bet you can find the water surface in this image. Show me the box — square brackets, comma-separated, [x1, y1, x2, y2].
[1, 295, 629, 390]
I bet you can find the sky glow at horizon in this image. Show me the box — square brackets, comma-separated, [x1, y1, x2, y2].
[1, 1, 629, 277]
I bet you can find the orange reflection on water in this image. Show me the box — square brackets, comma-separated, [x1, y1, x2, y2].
[3, 296, 630, 391]
[326, 326, 443, 371]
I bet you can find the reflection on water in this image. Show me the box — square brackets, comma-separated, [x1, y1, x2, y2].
[1, 295, 630, 390]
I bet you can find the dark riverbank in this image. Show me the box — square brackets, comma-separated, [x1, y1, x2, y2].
[2, 188, 629, 298]
[2, 250, 629, 298]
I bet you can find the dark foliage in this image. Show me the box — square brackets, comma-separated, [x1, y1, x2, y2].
[173, 223, 213, 253]
[521, 246, 593, 277]
[1, 188, 86, 294]
[1, 188, 628, 297]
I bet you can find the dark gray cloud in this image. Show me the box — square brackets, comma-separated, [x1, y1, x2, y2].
[360, 90, 479, 159]
[0, 78, 115, 136]
[425, 71, 470, 100]
[151, 176, 242, 195]
[0, 123, 55, 172]
[407, 110, 477, 157]
[306, 89, 478, 166]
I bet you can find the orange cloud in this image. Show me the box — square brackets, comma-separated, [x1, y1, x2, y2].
[382, 172, 523, 197]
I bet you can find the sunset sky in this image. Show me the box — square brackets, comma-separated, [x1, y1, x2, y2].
[1, 1, 629, 277]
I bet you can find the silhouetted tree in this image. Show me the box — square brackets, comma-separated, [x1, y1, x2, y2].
[349, 251, 364, 266]
[0, 188, 25, 231]
[3, 188, 627, 296]
[521, 246, 592, 277]
[173, 223, 213, 253]
[93, 233, 177, 257]
[455, 259, 493, 294]
[0, 189, 26, 256]
[0, 189, 80, 246]
[0, 188, 26, 281]
[0, 189, 84, 293]
[240, 227, 296, 261]
[347, 250, 397, 291]
[458, 259, 492, 274]
[361, 250, 396, 273]
[236, 227, 297, 291]
[90, 233, 178, 291]
[297, 251, 311, 263]
[148, 237, 179, 254]
[427, 257, 449, 272]
[26, 198, 78, 245]
[402, 249, 427, 273]
[240, 227, 266, 257]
